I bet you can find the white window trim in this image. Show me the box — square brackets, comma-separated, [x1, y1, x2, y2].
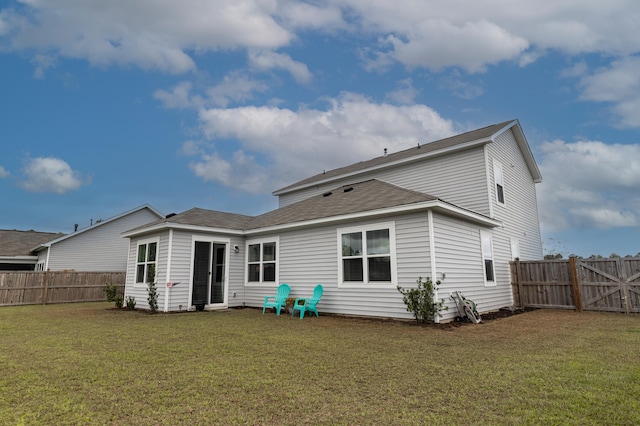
[133, 237, 159, 288]
[481, 231, 496, 287]
[337, 221, 397, 289]
[493, 159, 505, 206]
[244, 236, 280, 287]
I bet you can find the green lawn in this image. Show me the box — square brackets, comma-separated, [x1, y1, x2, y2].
[1, 303, 639, 425]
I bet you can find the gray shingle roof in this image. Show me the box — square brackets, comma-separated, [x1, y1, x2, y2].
[250, 180, 437, 229]
[128, 180, 439, 235]
[273, 120, 515, 194]
[138, 208, 254, 231]
[0, 230, 65, 256]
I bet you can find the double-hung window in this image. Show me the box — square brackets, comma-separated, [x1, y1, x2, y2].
[247, 238, 278, 284]
[136, 239, 158, 284]
[339, 223, 396, 286]
[481, 231, 495, 285]
[494, 160, 505, 205]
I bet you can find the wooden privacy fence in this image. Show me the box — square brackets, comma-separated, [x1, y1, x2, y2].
[0, 271, 125, 306]
[511, 257, 640, 314]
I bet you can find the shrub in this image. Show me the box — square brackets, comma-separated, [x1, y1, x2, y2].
[114, 296, 124, 309]
[103, 283, 118, 303]
[147, 267, 158, 313]
[125, 296, 136, 310]
[397, 276, 447, 323]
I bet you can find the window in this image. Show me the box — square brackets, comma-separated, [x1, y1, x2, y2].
[339, 223, 396, 286]
[481, 232, 495, 285]
[494, 160, 505, 204]
[136, 239, 158, 284]
[247, 239, 278, 283]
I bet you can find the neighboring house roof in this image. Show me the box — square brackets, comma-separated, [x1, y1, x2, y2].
[273, 119, 541, 195]
[0, 230, 65, 257]
[32, 204, 164, 252]
[123, 180, 500, 238]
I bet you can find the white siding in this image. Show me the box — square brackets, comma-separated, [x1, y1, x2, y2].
[244, 213, 432, 320]
[125, 229, 247, 312]
[431, 213, 513, 319]
[279, 147, 491, 216]
[486, 129, 543, 260]
[163, 230, 192, 311]
[46, 208, 161, 272]
[124, 231, 169, 311]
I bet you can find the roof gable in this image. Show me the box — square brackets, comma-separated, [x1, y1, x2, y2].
[33, 204, 164, 251]
[273, 119, 541, 195]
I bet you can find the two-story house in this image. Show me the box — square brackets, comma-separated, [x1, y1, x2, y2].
[123, 119, 543, 320]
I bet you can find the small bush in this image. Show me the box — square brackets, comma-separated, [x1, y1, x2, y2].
[125, 296, 136, 310]
[114, 295, 124, 309]
[103, 283, 118, 302]
[397, 276, 447, 323]
[147, 267, 158, 313]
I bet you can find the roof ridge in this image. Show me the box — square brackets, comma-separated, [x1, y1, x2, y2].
[273, 120, 516, 195]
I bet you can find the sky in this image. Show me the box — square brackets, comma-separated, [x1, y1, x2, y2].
[1, 0, 639, 258]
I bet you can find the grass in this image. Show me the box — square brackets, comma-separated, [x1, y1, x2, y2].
[1, 303, 639, 425]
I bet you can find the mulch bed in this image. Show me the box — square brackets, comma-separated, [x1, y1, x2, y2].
[435, 306, 535, 329]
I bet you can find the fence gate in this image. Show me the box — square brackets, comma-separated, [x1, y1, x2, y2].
[577, 259, 640, 313]
[621, 258, 640, 313]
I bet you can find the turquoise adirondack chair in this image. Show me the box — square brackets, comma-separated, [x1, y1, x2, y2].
[262, 283, 291, 315]
[291, 284, 323, 319]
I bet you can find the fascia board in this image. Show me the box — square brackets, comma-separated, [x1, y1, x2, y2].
[122, 222, 245, 238]
[0, 255, 38, 264]
[272, 138, 492, 196]
[123, 202, 500, 239]
[492, 120, 542, 183]
[245, 200, 500, 236]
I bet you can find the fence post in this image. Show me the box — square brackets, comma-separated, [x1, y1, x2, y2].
[42, 271, 50, 305]
[515, 257, 525, 309]
[568, 256, 582, 312]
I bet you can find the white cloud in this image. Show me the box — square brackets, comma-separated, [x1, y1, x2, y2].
[248, 50, 312, 84]
[343, 0, 640, 71]
[537, 139, 640, 231]
[382, 19, 529, 73]
[0, 166, 9, 178]
[385, 79, 418, 105]
[31, 54, 56, 79]
[190, 93, 455, 192]
[155, 73, 270, 110]
[154, 81, 199, 109]
[4, 0, 640, 86]
[206, 72, 270, 107]
[19, 157, 86, 194]
[578, 57, 640, 127]
[438, 71, 484, 100]
[1, 0, 293, 73]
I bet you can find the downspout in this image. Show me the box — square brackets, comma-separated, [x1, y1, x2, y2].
[427, 209, 439, 323]
[164, 229, 174, 313]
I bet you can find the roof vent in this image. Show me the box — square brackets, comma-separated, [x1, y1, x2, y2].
[323, 191, 332, 197]
[343, 187, 353, 193]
